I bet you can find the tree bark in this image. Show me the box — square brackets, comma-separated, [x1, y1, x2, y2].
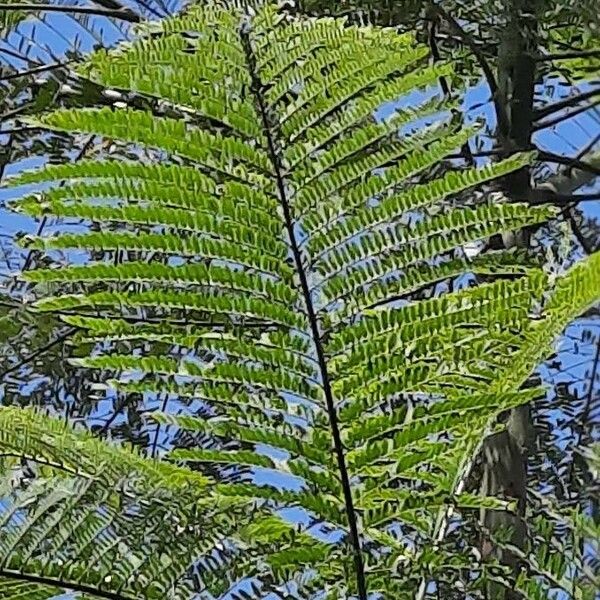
[480, 2, 540, 597]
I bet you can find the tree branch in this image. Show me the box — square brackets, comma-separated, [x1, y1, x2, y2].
[0, 3, 141, 22]
[565, 337, 600, 493]
[0, 126, 44, 135]
[0, 303, 277, 330]
[535, 145, 600, 254]
[536, 148, 600, 197]
[429, 4, 510, 135]
[89, 0, 165, 19]
[427, 17, 450, 96]
[533, 98, 600, 132]
[0, 452, 88, 478]
[534, 49, 600, 62]
[0, 134, 14, 182]
[534, 88, 600, 121]
[537, 150, 600, 178]
[427, 13, 474, 165]
[0, 569, 136, 600]
[0, 61, 67, 82]
[528, 190, 600, 205]
[0, 47, 43, 66]
[0, 328, 77, 382]
[566, 208, 596, 255]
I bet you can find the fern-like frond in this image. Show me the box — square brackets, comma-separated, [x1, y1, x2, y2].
[0, 407, 258, 600]
[3, 2, 600, 598]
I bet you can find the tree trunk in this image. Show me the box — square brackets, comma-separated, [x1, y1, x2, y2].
[480, 1, 539, 597]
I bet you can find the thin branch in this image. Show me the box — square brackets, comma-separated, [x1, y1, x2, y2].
[576, 130, 600, 160]
[0, 46, 43, 66]
[0, 452, 89, 478]
[565, 207, 596, 255]
[0, 304, 277, 329]
[10, 136, 96, 293]
[528, 190, 600, 205]
[534, 49, 600, 62]
[0, 3, 141, 22]
[0, 61, 67, 82]
[434, 31, 495, 50]
[92, 0, 164, 19]
[534, 88, 600, 121]
[565, 337, 600, 493]
[538, 150, 600, 178]
[428, 17, 450, 96]
[537, 149, 600, 198]
[97, 395, 127, 436]
[15, 218, 47, 277]
[0, 134, 14, 182]
[429, 5, 499, 93]
[429, 4, 510, 135]
[0, 126, 45, 135]
[0, 328, 77, 382]
[150, 393, 170, 458]
[533, 134, 600, 253]
[0, 103, 35, 123]
[0, 569, 136, 600]
[446, 148, 507, 160]
[90, 0, 140, 12]
[0, 300, 20, 311]
[533, 98, 600, 132]
[427, 14, 474, 166]
[241, 23, 368, 600]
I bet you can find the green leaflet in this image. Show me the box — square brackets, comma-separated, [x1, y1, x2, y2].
[359, 488, 512, 531]
[328, 272, 547, 355]
[154, 413, 331, 467]
[296, 96, 455, 184]
[0, 581, 56, 600]
[26, 262, 297, 305]
[26, 178, 279, 225]
[266, 33, 417, 109]
[64, 316, 314, 370]
[2, 159, 217, 193]
[286, 63, 451, 169]
[15, 198, 288, 260]
[491, 250, 600, 395]
[82, 36, 260, 139]
[309, 153, 538, 254]
[21, 230, 287, 276]
[296, 121, 460, 224]
[280, 46, 432, 139]
[31, 107, 274, 183]
[328, 250, 538, 324]
[33, 289, 306, 329]
[0, 407, 209, 489]
[0, 407, 254, 598]
[172, 448, 276, 469]
[344, 389, 542, 448]
[2, 2, 600, 599]
[319, 204, 553, 308]
[346, 389, 543, 473]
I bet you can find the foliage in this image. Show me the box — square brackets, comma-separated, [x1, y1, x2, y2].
[513, 444, 600, 600]
[0, 0, 180, 443]
[0, 406, 243, 599]
[0, 1, 599, 599]
[297, 0, 600, 66]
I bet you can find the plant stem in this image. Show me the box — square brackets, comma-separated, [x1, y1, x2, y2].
[240, 20, 368, 600]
